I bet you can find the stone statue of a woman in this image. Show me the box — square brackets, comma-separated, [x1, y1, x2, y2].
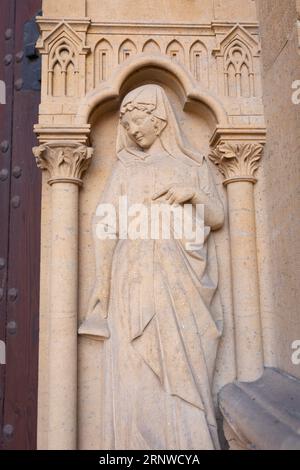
[79, 84, 224, 449]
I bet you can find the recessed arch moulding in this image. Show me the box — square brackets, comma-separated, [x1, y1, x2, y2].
[77, 54, 228, 129]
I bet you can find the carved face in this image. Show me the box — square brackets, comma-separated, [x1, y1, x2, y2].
[121, 108, 159, 149]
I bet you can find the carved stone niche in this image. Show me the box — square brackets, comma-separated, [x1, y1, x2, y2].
[74, 60, 236, 450]
[35, 51, 264, 450]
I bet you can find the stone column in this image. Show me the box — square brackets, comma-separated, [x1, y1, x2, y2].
[33, 142, 93, 449]
[210, 139, 264, 382]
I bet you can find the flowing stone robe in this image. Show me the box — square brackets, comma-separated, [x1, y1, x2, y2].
[97, 148, 223, 450]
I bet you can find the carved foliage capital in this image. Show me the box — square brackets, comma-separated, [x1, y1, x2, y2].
[33, 142, 93, 185]
[209, 142, 264, 185]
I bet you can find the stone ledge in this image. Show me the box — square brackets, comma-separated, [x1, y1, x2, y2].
[219, 368, 300, 450]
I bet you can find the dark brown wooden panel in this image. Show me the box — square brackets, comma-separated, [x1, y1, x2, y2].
[0, 0, 16, 449]
[0, 0, 41, 450]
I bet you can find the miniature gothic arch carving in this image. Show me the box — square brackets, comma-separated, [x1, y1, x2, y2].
[118, 39, 137, 63]
[94, 39, 113, 85]
[213, 25, 260, 98]
[189, 40, 208, 86]
[166, 39, 184, 64]
[142, 39, 161, 54]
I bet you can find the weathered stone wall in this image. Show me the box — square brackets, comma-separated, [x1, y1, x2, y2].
[256, 0, 300, 377]
[43, 0, 257, 22]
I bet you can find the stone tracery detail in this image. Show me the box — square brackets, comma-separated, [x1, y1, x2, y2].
[49, 39, 78, 97]
[36, 21, 90, 98]
[224, 41, 253, 97]
[213, 25, 260, 98]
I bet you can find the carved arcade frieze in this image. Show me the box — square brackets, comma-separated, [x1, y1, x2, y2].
[35, 18, 262, 107]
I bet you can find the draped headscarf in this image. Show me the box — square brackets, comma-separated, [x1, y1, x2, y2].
[117, 84, 204, 167]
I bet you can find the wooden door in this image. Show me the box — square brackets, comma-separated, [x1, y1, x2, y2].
[0, 0, 41, 450]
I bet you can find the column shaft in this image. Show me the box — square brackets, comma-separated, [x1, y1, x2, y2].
[227, 181, 263, 381]
[48, 182, 79, 449]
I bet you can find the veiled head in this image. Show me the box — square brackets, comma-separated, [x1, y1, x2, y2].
[119, 85, 167, 149]
[117, 84, 202, 167]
